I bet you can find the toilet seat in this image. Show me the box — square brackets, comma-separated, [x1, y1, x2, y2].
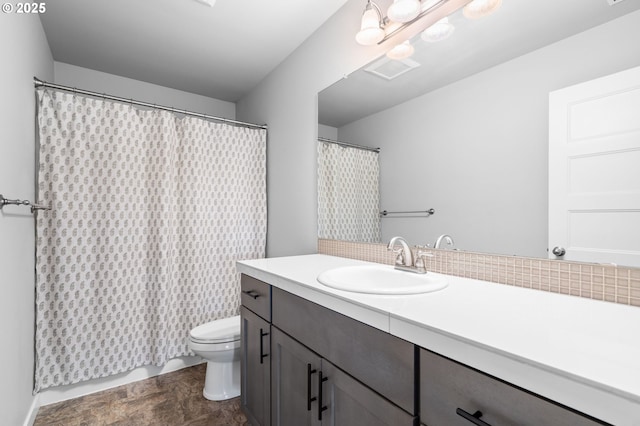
[189, 315, 241, 344]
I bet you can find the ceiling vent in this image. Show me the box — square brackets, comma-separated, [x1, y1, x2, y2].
[606, 0, 628, 5]
[365, 57, 421, 81]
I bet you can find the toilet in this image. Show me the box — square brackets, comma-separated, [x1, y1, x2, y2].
[188, 315, 241, 401]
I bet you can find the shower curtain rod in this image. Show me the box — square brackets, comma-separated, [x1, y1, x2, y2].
[317, 137, 380, 153]
[33, 77, 268, 130]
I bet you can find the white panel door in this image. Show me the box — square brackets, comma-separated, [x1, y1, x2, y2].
[549, 66, 640, 266]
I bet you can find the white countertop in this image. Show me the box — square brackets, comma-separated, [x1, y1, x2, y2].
[237, 254, 640, 426]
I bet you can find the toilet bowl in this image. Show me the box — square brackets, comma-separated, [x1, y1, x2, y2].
[188, 315, 241, 401]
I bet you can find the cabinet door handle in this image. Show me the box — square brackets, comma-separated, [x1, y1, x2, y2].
[318, 371, 328, 421]
[242, 289, 260, 299]
[456, 408, 492, 426]
[307, 363, 317, 411]
[259, 328, 269, 364]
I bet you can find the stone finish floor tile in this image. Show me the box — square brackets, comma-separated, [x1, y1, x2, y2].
[34, 364, 248, 426]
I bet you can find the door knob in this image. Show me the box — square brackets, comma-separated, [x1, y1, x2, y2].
[552, 246, 566, 257]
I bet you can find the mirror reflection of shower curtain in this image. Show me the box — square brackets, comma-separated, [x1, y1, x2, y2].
[34, 89, 266, 392]
[317, 141, 380, 242]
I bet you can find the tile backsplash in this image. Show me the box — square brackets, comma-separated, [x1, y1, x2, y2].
[318, 239, 640, 308]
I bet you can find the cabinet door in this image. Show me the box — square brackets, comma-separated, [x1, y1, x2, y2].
[241, 306, 271, 426]
[321, 360, 416, 426]
[271, 327, 322, 426]
[272, 287, 415, 414]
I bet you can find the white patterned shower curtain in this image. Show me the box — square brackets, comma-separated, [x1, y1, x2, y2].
[34, 90, 266, 392]
[317, 141, 380, 242]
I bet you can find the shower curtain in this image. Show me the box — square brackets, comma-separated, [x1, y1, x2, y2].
[34, 90, 266, 392]
[317, 141, 380, 242]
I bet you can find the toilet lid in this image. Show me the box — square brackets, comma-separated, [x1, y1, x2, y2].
[190, 315, 241, 344]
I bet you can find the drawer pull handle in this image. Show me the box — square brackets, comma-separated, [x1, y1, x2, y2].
[259, 328, 269, 364]
[242, 289, 260, 299]
[456, 408, 491, 426]
[307, 363, 317, 411]
[318, 371, 328, 421]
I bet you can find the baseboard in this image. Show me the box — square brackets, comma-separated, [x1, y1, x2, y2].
[22, 394, 40, 426]
[37, 356, 203, 407]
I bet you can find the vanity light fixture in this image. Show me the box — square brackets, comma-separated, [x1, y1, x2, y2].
[386, 40, 415, 60]
[462, 0, 502, 19]
[421, 17, 455, 42]
[356, 0, 499, 58]
[355, 0, 386, 45]
[387, 0, 422, 23]
[355, 0, 456, 47]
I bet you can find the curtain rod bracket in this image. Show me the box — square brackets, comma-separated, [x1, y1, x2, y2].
[0, 194, 51, 213]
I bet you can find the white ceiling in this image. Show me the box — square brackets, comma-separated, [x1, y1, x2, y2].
[39, 0, 349, 102]
[319, 0, 640, 128]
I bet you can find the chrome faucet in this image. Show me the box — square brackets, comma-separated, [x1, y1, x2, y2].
[388, 236, 414, 268]
[387, 236, 428, 274]
[434, 234, 455, 249]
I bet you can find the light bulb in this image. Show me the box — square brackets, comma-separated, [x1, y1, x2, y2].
[356, 2, 385, 45]
[387, 0, 421, 23]
[421, 17, 455, 42]
[386, 40, 415, 60]
[463, 0, 502, 19]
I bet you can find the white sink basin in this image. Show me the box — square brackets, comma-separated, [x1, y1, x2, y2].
[317, 265, 448, 295]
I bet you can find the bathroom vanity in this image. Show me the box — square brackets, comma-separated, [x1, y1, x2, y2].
[241, 273, 415, 426]
[238, 254, 640, 426]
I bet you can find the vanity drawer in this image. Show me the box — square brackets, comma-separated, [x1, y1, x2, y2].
[272, 287, 415, 414]
[420, 348, 604, 426]
[240, 274, 271, 321]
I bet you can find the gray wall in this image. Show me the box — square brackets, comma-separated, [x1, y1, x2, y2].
[236, 1, 390, 257]
[54, 62, 235, 118]
[0, 13, 53, 425]
[338, 10, 640, 258]
[318, 124, 338, 140]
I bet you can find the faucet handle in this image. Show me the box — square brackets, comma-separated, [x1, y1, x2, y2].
[417, 252, 434, 261]
[414, 247, 434, 271]
[416, 245, 434, 257]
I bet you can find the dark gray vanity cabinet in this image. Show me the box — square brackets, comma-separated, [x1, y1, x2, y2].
[271, 287, 417, 426]
[240, 272, 607, 426]
[419, 348, 604, 426]
[240, 275, 272, 426]
[271, 327, 321, 426]
[320, 358, 416, 426]
[271, 326, 416, 426]
[240, 274, 416, 426]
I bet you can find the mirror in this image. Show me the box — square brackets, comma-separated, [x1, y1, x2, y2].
[318, 0, 640, 262]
